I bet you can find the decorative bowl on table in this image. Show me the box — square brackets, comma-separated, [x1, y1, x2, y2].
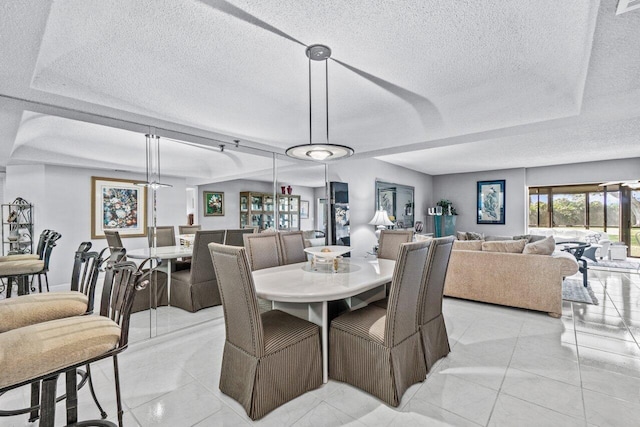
[304, 246, 352, 259]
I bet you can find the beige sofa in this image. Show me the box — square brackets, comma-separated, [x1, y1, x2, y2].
[444, 248, 578, 317]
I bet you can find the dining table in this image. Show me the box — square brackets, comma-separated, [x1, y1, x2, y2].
[252, 256, 396, 383]
[127, 245, 193, 301]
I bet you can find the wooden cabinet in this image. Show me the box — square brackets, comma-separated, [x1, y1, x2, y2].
[2, 198, 34, 255]
[239, 192, 300, 231]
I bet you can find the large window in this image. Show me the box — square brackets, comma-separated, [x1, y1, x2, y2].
[528, 184, 620, 243]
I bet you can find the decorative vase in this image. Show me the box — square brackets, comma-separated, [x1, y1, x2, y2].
[281, 186, 286, 195]
[287, 185, 292, 195]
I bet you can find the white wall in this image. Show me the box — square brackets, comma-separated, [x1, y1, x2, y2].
[5, 164, 187, 286]
[197, 179, 322, 231]
[432, 168, 527, 236]
[329, 158, 434, 257]
[431, 157, 640, 237]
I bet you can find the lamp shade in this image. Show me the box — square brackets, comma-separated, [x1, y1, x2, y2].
[369, 210, 394, 227]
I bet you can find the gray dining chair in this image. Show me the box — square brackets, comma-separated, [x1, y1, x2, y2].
[178, 225, 201, 235]
[225, 228, 256, 247]
[208, 243, 322, 420]
[419, 236, 454, 370]
[170, 230, 225, 312]
[329, 239, 432, 406]
[278, 231, 307, 264]
[242, 233, 282, 312]
[147, 226, 176, 247]
[377, 229, 414, 260]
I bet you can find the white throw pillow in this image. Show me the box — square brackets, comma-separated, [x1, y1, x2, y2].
[522, 236, 556, 255]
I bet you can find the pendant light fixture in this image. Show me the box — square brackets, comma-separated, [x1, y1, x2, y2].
[286, 44, 354, 161]
[137, 133, 172, 189]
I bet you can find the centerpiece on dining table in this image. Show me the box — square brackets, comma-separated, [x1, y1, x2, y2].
[304, 246, 353, 273]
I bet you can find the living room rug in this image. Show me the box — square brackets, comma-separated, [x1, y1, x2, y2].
[590, 259, 640, 273]
[562, 277, 598, 305]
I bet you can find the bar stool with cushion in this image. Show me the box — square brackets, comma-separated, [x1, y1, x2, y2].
[208, 243, 322, 420]
[419, 236, 454, 370]
[278, 231, 307, 265]
[170, 230, 225, 312]
[329, 240, 432, 406]
[0, 258, 145, 427]
[224, 228, 256, 247]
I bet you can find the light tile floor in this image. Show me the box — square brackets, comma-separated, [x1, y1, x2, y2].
[2, 268, 640, 426]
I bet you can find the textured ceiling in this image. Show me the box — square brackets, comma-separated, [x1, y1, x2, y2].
[0, 0, 638, 178]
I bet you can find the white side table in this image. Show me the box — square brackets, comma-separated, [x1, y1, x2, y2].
[610, 245, 628, 261]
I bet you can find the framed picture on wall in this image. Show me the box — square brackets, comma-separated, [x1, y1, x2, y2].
[204, 191, 224, 216]
[300, 200, 310, 219]
[477, 180, 505, 224]
[91, 176, 147, 238]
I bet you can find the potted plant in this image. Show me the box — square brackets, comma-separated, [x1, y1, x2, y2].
[436, 199, 457, 216]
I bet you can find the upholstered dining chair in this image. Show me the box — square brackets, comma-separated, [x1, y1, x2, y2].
[147, 226, 176, 247]
[242, 233, 282, 271]
[329, 239, 432, 406]
[278, 231, 307, 265]
[104, 230, 123, 251]
[178, 224, 201, 235]
[208, 243, 322, 420]
[419, 236, 454, 370]
[377, 229, 414, 260]
[170, 230, 225, 312]
[0, 258, 144, 427]
[224, 228, 256, 247]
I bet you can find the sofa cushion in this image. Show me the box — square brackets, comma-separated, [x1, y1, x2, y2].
[523, 236, 556, 255]
[455, 231, 467, 241]
[466, 231, 484, 241]
[512, 234, 533, 243]
[482, 239, 527, 253]
[528, 234, 547, 243]
[453, 240, 483, 251]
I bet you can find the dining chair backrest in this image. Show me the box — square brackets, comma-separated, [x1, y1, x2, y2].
[209, 243, 264, 357]
[104, 230, 124, 251]
[278, 231, 307, 265]
[419, 236, 454, 326]
[99, 248, 127, 315]
[225, 228, 256, 247]
[70, 242, 104, 314]
[378, 230, 414, 260]
[42, 231, 62, 272]
[384, 239, 432, 347]
[179, 225, 201, 235]
[190, 230, 226, 284]
[34, 229, 53, 259]
[243, 233, 282, 271]
[147, 226, 176, 247]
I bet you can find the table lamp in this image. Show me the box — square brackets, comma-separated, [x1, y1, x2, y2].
[369, 210, 394, 240]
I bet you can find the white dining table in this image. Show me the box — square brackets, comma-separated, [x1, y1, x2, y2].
[127, 245, 193, 301]
[252, 256, 396, 383]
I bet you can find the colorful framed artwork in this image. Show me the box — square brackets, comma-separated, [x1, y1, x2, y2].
[91, 176, 147, 238]
[204, 191, 224, 216]
[477, 180, 505, 225]
[300, 200, 310, 219]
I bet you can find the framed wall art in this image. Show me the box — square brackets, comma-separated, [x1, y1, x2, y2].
[477, 180, 505, 225]
[204, 191, 224, 216]
[300, 200, 310, 219]
[91, 176, 147, 238]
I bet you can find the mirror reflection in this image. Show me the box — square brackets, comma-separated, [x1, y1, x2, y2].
[375, 181, 415, 228]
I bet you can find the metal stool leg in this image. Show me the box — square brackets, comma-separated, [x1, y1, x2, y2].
[113, 356, 124, 427]
[86, 364, 108, 419]
[28, 381, 40, 422]
[40, 375, 58, 427]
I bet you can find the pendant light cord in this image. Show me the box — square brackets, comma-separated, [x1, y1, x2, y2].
[309, 56, 312, 146]
[326, 59, 329, 143]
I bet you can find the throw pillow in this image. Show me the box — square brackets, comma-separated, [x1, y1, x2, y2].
[415, 234, 433, 242]
[466, 231, 485, 241]
[453, 240, 483, 251]
[481, 239, 527, 253]
[523, 236, 556, 255]
[512, 234, 533, 243]
[456, 231, 467, 241]
[528, 234, 547, 243]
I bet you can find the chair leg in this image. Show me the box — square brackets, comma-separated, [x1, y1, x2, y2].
[40, 375, 58, 427]
[37, 274, 42, 293]
[66, 369, 78, 425]
[113, 355, 124, 427]
[27, 381, 41, 422]
[45, 272, 50, 292]
[86, 364, 108, 419]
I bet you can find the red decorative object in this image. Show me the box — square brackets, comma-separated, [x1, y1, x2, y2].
[287, 185, 292, 195]
[281, 186, 286, 194]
